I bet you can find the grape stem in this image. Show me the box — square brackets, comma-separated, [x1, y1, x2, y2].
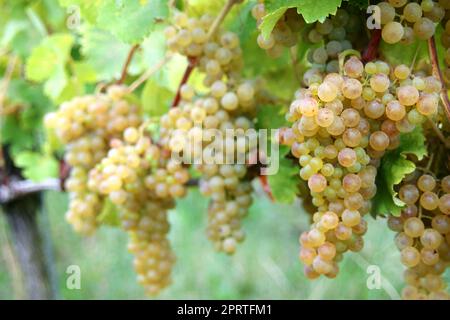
[206, 0, 241, 40]
[338, 49, 361, 74]
[362, 29, 381, 63]
[427, 36, 450, 122]
[426, 117, 450, 149]
[127, 54, 173, 93]
[289, 46, 301, 85]
[171, 0, 241, 108]
[171, 57, 197, 108]
[116, 44, 140, 85]
[0, 55, 18, 114]
[426, 152, 435, 171]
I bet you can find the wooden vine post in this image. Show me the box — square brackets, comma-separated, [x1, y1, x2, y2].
[0, 147, 57, 300]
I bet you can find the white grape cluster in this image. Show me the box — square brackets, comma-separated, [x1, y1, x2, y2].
[88, 127, 189, 295]
[388, 174, 450, 300]
[305, 9, 365, 74]
[161, 12, 267, 253]
[379, 0, 446, 44]
[159, 82, 258, 254]
[165, 11, 244, 86]
[285, 55, 442, 278]
[252, 2, 304, 58]
[44, 86, 141, 235]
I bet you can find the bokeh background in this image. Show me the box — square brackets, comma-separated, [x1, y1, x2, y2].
[0, 184, 427, 300]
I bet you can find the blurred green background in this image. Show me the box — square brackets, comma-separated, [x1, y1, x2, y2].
[0, 183, 427, 300]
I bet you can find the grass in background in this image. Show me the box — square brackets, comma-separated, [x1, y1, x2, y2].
[0, 184, 409, 299]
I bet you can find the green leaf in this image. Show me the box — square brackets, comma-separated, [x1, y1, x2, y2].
[44, 64, 68, 101]
[25, 46, 59, 81]
[72, 61, 98, 83]
[55, 78, 84, 104]
[186, 0, 226, 17]
[141, 78, 172, 117]
[256, 105, 288, 130]
[228, 0, 256, 41]
[25, 33, 74, 82]
[264, 0, 342, 24]
[80, 26, 132, 81]
[268, 146, 300, 203]
[260, 7, 288, 39]
[0, 116, 33, 150]
[372, 127, 427, 217]
[379, 38, 428, 66]
[97, 199, 120, 227]
[13, 151, 59, 181]
[7, 79, 50, 111]
[97, 0, 169, 44]
[0, 18, 42, 58]
[1, 79, 53, 152]
[58, 0, 101, 23]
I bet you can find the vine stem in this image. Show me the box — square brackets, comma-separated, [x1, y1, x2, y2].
[289, 46, 301, 85]
[426, 152, 435, 171]
[427, 36, 450, 122]
[426, 117, 450, 148]
[0, 55, 18, 113]
[362, 29, 381, 63]
[127, 54, 173, 93]
[116, 44, 140, 85]
[206, 0, 241, 40]
[0, 179, 61, 204]
[171, 0, 240, 108]
[171, 57, 197, 108]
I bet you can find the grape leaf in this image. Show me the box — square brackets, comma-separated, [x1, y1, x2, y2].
[13, 151, 59, 181]
[141, 78, 172, 117]
[379, 38, 428, 66]
[55, 78, 84, 104]
[371, 127, 427, 217]
[72, 61, 97, 83]
[228, 0, 256, 41]
[259, 7, 288, 40]
[80, 26, 132, 81]
[25, 33, 73, 81]
[186, 0, 226, 17]
[1, 79, 53, 158]
[256, 104, 288, 130]
[268, 146, 300, 203]
[264, 0, 342, 26]
[58, 0, 101, 24]
[96, 0, 168, 44]
[0, 116, 33, 150]
[43, 64, 68, 101]
[293, 0, 343, 22]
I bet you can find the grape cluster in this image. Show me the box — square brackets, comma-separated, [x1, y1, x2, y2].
[253, 2, 304, 58]
[89, 127, 189, 295]
[388, 174, 450, 300]
[159, 83, 257, 254]
[162, 13, 264, 253]
[379, 0, 445, 44]
[285, 55, 442, 278]
[165, 11, 243, 86]
[305, 9, 365, 74]
[44, 86, 141, 235]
